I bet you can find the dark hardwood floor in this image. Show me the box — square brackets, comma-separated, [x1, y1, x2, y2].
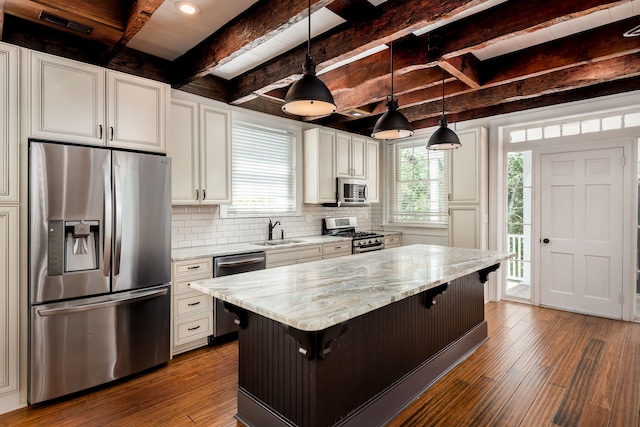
[2, 301, 640, 426]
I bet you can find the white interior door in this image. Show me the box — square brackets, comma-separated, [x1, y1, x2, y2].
[540, 147, 624, 319]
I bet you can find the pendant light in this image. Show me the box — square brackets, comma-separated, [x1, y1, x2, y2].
[427, 69, 461, 150]
[281, 0, 336, 117]
[371, 43, 414, 140]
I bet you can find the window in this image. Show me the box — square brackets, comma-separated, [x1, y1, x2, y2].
[222, 118, 299, 217]
[386, 139, 449, 225]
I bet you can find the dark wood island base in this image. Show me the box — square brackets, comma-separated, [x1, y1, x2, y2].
[232, 265, 499, 427]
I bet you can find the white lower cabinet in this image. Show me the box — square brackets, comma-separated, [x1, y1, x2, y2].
[266, 245, 322, 268]
[0, 206, 19, 407]
[171, 257, 214, 355]
[384, 234, 402, 249]
[322, 241, 351, 259]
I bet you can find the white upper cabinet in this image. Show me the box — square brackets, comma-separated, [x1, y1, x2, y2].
[303, 128, 337, 204]
[29, 51, 168, 152]
[29, 51, 105, 145]
[199, 104, 231, 204]
[167, 93, 232, 205]
[106, 70, 168, 152]
[336, 132, 366, 179]
[168, 98, 199, 204]
[366, 139, 379, 203]
[0, 43, 19, 204]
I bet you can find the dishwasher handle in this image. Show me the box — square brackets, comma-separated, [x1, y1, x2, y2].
[216, 256, 265, 268]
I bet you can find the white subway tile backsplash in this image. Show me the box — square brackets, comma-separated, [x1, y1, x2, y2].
[170, 204, 383, 249]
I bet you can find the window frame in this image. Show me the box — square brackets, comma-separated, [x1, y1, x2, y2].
[384, 136, 450, 227]
[220, 110, 302, 218]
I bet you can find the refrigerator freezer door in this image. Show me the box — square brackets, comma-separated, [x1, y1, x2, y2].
[112, 151, 171, 292]
[29, 284, 171, 404]
[30, 142, 111, 304]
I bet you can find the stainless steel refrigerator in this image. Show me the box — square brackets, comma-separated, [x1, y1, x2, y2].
[29, 141, 172, 404]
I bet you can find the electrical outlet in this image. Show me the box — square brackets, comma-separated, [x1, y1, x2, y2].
[306, 214, 312, 223]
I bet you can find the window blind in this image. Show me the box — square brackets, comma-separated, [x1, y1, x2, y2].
[386, 139, 449, 225]
[225, 121, 297, 216]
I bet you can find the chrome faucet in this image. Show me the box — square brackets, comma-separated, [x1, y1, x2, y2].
[268, 219, 280, 240]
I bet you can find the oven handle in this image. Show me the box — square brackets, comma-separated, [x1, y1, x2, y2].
[354, 244, 385, 254]
[36, 288, 169, 317]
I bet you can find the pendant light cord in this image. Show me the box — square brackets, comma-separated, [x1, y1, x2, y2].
[441, 68, 445, 116]
[307, 0, 311, 54]
[390, 42, 394, 97]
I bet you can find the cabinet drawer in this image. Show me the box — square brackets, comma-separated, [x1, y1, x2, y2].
[266, 245, 322, 267]
[173, 257, 213, 278]
[384, 235, 402, 248]
[175, 293, 212, 317]
[174, 277, 209, 295]
[175, 314, 213, 345]
[322, 242, 352, 259]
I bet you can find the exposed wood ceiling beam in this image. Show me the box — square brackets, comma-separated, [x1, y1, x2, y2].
[229, 0, 490, 104]
[101, 0, 164, 63]
[172, 0, 336, 86]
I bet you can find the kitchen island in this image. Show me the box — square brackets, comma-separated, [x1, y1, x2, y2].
[191, 244, 513, 427]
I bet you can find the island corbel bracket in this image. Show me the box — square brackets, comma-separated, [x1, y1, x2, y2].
[479, 263, 500, 284]
[283, 322, 348, 360]
[222, 302, 249, 329]
[423, 282, 449, 309]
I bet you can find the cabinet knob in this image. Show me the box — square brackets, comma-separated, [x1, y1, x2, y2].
[542, 238, 550, 244]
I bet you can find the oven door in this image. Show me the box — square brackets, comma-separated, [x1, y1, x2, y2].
[353, 242, 385, 254]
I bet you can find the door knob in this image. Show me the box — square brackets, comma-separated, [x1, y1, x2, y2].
[542, 238, 550, 244]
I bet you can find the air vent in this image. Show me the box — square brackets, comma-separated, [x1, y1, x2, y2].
[623, 24, 640, 38]
[38, 10, 93, 35]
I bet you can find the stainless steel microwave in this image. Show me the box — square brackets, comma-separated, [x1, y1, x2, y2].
[338, 178, 369, 206]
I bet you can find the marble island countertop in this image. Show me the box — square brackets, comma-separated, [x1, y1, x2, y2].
[190, 244, 514, 332]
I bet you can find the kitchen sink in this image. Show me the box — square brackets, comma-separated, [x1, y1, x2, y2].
[253, 239, 303, 246]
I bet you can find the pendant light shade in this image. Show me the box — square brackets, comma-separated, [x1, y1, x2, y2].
[427, 70, 461, 150]
[371, 96, 414, 139]
[372, 43, 414, 140]
[282, 0, 336, 117]
[282, 53, 336, 116]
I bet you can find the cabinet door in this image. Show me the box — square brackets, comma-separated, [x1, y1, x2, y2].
[449, 129, 483, 204]
[336, 132, 352, 177]
[303, 128, 336, 204]
[351, 136, 367, 179]
[366, 139, 379, 203]
[30, 51, 105, 145]
[448, 205, 480, 249]
[167, 99, 199, 204]
[0, 43, 19, 203]
[200, 104, 231, 204]
[0, 206, 19, 397]
[107, 70, 168, 152]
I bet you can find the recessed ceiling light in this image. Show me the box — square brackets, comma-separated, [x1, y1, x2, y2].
[176, 1, 200, 15]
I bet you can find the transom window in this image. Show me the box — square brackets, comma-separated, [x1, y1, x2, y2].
[386, 139, 449, 225]
[509, 111, 640, 143]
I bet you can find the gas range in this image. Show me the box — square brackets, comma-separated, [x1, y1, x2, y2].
[323, 217, 385, 254]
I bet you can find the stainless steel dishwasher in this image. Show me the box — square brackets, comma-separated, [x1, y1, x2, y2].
[212, 252, 266, 338]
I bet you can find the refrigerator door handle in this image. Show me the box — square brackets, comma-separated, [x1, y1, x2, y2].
[36, 288, 169, 317]
[103, 159, 112, 277]
[113, 163, 123, 277]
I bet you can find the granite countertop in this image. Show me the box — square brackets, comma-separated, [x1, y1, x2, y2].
[172, 235, 352, 261]
[190, 244, 514, 332]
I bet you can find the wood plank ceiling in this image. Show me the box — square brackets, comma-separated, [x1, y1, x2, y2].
[1, 0, 639, 136]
